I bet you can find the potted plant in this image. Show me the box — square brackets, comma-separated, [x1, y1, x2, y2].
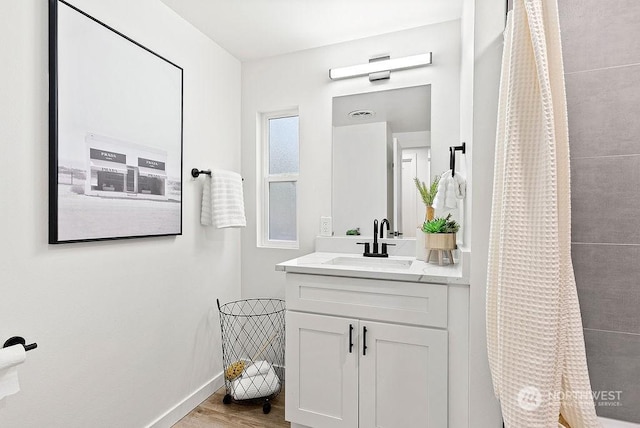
[422, 214, 460, 264]
[414, 175, 440, 222]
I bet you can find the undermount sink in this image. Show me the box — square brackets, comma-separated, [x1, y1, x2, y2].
[322, 256, 413, 270]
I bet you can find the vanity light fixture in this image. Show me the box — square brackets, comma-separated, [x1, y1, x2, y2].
[329, 53, 432, 81]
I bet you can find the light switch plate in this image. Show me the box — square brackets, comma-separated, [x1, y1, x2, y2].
[320, 216, 332, 236]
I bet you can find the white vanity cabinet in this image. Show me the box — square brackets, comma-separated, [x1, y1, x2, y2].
[285, 312, 358, 428]
[358, 320, 447, 428]
[284, 272, 451, 428]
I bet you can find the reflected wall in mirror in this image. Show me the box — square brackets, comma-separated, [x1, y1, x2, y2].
[332, 85, 431, 238]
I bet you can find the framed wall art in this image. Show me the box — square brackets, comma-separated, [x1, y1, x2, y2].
[49, 0, 183, 243]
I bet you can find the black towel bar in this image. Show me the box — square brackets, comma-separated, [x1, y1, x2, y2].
[191, 168, 244, 181]
[191, 168, 211, 178]
[449, 142, 466, 177]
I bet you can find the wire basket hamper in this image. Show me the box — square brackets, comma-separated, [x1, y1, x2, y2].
[217, 298, 286, 414]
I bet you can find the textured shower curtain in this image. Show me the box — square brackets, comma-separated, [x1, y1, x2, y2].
[486, 1, 601, 427]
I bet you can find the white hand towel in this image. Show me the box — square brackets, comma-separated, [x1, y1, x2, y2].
[200, 170, 246, 228]
[453, 173, 466, 200]
[201, 177, 214, 227]
[243, 361, 271, 378]
[445, 176, 458, 209]
[231, 365, 280, 400]
[432, 170, 451, 211]
[0, 345, 26, 401]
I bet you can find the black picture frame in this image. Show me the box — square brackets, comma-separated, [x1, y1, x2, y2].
[49, 0, 184, 244]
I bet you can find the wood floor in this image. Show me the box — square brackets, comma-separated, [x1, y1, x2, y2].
[173, 386, 290, 428]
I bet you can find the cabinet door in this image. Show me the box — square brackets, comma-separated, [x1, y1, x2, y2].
[358, 321, 448, 428]
[286, 311, 359, 428]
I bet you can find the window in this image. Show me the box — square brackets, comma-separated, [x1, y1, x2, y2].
[258, 110, 299, 248]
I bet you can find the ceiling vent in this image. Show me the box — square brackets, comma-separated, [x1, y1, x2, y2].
[348, 109, 376, 119]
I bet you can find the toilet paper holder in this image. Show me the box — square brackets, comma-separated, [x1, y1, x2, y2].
[3, 336, 37, 352]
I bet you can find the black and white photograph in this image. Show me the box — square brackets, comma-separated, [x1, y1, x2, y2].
[49, 0, 183, 243]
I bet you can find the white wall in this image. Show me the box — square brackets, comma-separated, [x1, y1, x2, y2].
[0, 1, 241, 427]
[461, 0, 506, 426]
[401, 146, 430, 237]
[241, 21, 461, 299]
[332, 122, 389, 235]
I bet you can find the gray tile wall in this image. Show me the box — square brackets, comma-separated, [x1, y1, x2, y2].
[560, 1, 640, 423]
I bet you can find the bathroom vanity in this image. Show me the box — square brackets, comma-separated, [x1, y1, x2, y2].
[277, 251, 470, 428]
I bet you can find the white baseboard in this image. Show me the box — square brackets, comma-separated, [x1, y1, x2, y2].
[147, 371, 224, 428]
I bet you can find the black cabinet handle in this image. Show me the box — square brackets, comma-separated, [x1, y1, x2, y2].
[349, 324, 354, 353]
[362, 326, 368, 356]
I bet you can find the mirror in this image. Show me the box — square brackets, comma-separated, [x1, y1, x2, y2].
[332, 85, 431, 238]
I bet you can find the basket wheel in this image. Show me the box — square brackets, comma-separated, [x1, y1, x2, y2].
[263, 401, 271, 414]
[223, 394, 232, 405]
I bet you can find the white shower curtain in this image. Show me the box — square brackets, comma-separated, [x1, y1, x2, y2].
[486, 1, 600, 427]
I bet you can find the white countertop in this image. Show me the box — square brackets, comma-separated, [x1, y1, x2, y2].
[276, 252, 470, 285]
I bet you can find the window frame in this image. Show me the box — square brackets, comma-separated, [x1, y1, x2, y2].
[257, 109, 300, 249]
